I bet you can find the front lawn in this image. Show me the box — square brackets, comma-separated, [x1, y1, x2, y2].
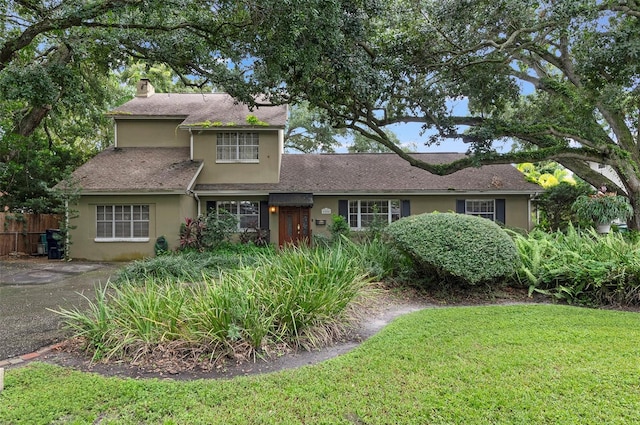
[3, 304, 640, 424]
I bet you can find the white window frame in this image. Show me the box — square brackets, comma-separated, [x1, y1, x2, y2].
[95, 205, 150, 242]
[465, 199, 496, 221]
[217, 200, 260, 231]
[348, 200, 400, 229]
[216, 132, 259, 163]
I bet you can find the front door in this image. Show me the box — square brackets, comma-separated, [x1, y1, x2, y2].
[279, 207, 311, 246]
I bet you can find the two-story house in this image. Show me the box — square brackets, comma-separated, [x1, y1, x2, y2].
[63, 80, 540, 261]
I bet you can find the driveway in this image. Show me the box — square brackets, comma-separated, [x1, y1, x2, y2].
[0, 258, 122, 360]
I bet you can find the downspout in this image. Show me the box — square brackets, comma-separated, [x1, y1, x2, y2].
[189, 128, 193, 160]
[194, 191, 201, 217]
[114, 121, 118, 148]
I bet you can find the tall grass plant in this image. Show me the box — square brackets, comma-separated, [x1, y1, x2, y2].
[55, 245, 370, 364]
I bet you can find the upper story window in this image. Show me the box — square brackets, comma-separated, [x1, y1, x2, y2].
[96, 205, 149, 241]
[465, 200, 495, 220]
[348, 200, 400, 229]
[216, 132, 259, 163]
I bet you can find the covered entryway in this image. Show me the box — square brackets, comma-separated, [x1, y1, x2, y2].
[269, 193, 313, 246]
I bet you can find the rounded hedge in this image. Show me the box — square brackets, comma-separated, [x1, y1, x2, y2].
[385, 212, 520, 285]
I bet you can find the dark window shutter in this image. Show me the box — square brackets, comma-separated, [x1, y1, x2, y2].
[401, 200, 411, 217]
[206, 201, 216, 213]
[259, 201, 269, 230]
[456, 199, 465, 214]
[496, 199, 506, 225]
[338, 200, 348, 218]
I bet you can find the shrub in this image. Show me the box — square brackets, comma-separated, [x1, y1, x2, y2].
[510, 226, 640, 306]
[340, 237, 414, 282]
[328, 214, 349, 243]
[385, 213, 520, 285]
[533, 181, 593, 231]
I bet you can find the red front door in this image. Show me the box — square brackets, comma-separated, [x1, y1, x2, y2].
[278, 207, 311, 246]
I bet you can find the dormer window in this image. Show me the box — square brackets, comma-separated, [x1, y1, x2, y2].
[216, 132, 259, 163]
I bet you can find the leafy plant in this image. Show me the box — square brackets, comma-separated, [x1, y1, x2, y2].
[533, 181, 593, 231]
[572, 191, 633, 227]
[154, 235, 169, 256]
[385, 212, 520, 285]
[328, 214, 350, 244]
[509, 226, 640, 306]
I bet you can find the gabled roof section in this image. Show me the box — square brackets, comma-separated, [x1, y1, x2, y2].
[107, 93, 287, 128]
[66, 147, 202, 193]
[195, 153, 541, 194]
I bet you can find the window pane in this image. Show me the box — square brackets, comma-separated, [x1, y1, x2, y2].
[217, 133, 258, 160]
[349, 199, 399, 228]
[115, 222, 130, 238]
[96, 222, 111, 238]
[96, 205, 149, 239]
[133, 222, 149, 237]
[465, 200, 495, 221]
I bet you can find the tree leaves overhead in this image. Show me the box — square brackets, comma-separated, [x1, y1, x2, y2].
[230, 0, 640, 227]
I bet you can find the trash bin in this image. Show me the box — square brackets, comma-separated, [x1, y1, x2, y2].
[46, 229, 63, 259]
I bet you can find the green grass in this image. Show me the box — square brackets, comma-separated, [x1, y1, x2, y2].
[3, 305, 640, 424]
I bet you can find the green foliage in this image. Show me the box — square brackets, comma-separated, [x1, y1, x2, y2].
[510, 226, 640, 306]
[114, 249, 265, 284]
[56, 245, 369, 362]
[340, 237, 414, 282]
[516, 162, 576, 188]
[533, 180, 593, 231]
[202, 210, 239, 249]
[572, 192, 634, 226]
[154, 236, 169, 256]
[178, 210, 239, 251]
[245, 114, 268, 126]
[385, 213, 520, 285]
[328, 214, 350, 244]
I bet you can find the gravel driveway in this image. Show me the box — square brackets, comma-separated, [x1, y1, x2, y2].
[0, 258, 121, 360]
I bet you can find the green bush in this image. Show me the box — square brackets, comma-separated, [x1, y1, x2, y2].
[340, 237, 414, 282]
[385, 213, 520, 285]
[114, 249, 265, 284]
[510, 226, 640, 306]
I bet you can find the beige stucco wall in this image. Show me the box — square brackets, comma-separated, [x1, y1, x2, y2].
[307, 194, 533, 239]
[115, 119, 190, 148]
[69, 194, 197, 261]
[70, 192, 532, 260]
[193, 130, 281, 184]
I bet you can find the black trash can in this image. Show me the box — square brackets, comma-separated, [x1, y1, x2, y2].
[46, 229, 63, 259]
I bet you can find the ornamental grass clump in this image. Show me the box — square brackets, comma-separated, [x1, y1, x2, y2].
[55, 245, 369, 365]
[385, 212, 520, 285]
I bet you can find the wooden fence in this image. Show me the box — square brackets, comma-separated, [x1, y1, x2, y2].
[0, 213, 63, 256]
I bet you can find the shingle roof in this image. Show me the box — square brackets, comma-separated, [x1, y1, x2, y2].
[67, 147, 202, 192]
[194, 153, 541, 194]
[108, 93, 287, 128]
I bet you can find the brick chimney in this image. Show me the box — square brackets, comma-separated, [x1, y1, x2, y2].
[136, 79, 155, 98]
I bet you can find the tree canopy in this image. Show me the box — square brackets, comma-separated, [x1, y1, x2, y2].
[239, 0, 640, 226]
[3, 0, 640, 228]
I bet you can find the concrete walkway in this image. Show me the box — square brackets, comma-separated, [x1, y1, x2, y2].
[0, 259, 121, 360]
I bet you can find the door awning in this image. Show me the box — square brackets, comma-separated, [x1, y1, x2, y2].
[268, 193, 314, 207]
